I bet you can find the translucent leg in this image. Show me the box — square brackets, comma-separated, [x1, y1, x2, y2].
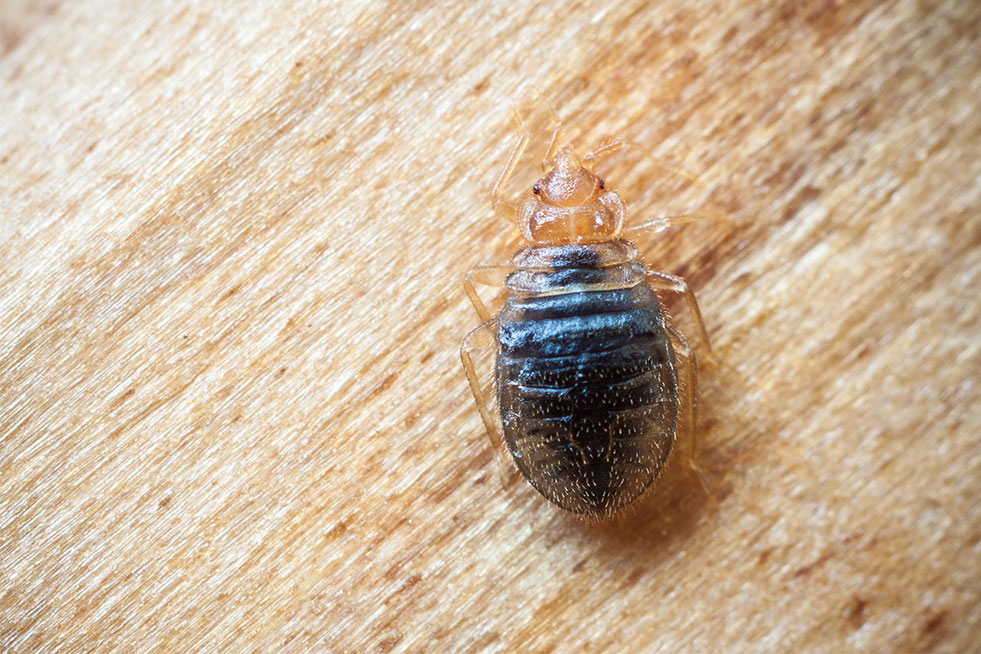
[646, 270, 713, 359]
[460, 320, 516, 488]
[585, 138, 733, 233]
[666, 324, 718, 508]
[464, 266, 510, 322]
[625, 211, 731, 235]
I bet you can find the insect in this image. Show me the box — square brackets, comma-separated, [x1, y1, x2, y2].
[460, 118, 715, 519]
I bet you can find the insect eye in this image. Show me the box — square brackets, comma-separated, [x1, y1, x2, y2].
[598, 178, 605, 190]
[532, 184, 541, 195]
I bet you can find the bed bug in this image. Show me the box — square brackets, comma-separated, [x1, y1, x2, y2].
[460, 120, 715, 519]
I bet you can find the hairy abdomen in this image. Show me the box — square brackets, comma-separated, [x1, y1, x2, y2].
[496, 257, 679, 517]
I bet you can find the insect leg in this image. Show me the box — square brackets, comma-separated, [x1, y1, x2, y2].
[625, 211, 731, 235]
[647, 270, 738, 376]
[460, 320, 517, 488]
[586, 140, 733, 234]
[646, 270, 713, 358]
[665, 324, 718, 508]
[464, 266, 510, 322]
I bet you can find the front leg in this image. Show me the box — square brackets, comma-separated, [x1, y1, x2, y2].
[625, 211, 730, 235]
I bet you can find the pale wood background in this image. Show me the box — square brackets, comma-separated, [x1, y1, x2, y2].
[1, 1, 979, 652]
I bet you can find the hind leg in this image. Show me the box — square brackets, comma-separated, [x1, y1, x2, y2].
[460, 320, 519, 489]
[666, 324, 718, 508]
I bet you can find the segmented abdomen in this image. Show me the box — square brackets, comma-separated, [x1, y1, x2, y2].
[496, 268, 679, 517]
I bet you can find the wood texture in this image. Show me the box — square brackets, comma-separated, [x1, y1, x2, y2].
[1, 1, 978, 652]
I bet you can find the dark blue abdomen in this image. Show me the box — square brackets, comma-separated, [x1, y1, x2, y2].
[496, 267, 679, 517]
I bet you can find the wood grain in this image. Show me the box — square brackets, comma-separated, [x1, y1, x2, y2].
[1, 1, 978, 652]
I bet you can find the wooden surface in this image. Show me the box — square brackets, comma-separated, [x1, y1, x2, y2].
[1, 1, 979, 652]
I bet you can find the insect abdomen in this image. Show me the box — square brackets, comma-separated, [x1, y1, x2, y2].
[496, 261, 679, 517]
